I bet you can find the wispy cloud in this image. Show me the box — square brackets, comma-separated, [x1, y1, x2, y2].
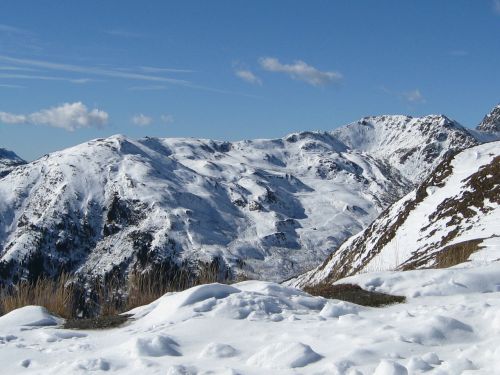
[235, 69, 262, 85]
[0, 24, 32, 36]
[139, 66, 194, 74]
[449, 50, 468, 57]
[0, 54, 254, 97]
[0, 55, 191, 86]
[402, 89, 425, 103]
[259, 57, 342, 86]
[494, 0, 500, 14]
[381, 86, 426, 104]
[0, 73, 94, 84]
[128, 85, 168, 91]
[160, 114, 174, 124]
[0, 65, 38, 72]
[0, 102, 109, 131]
[105, 29, 147, 38]
[0, 83, 24, 89]
[131, 113, 153, 126]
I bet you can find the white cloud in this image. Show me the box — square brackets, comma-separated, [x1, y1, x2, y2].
[160, 114, 174, 124]
[402, 89, 425, 103]
[0, 102, 109, 131]
[0, 112, 26, 124]
[235, 69, 262, 85]
[132, 113, 153, 126]
[259, 57, 342, 86]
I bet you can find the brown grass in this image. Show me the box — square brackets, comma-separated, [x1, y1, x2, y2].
[433, 239, 483, 268]
[0, 259, 230, 320]
[0, 273, 75, 318]
[304, 283, 405, 307]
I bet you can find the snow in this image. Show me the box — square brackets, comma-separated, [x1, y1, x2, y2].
[2, 259, 500, 374]
[0, 114, 481, 283]
[290, 141, 500, 287]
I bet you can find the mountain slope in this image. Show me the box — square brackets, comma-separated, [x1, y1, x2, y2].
[289, 141, 500, 288]
[477, 103, 500, 133]
[0, 148, 25, 178]
[332, 114, 478, 183]
[0, 115, 482, 284]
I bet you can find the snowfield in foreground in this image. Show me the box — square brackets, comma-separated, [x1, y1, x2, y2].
[2, 259, 500, 374]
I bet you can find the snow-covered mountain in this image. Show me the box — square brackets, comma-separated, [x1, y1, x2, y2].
[0, 114, 486, 284]
[477, 103, 500, 133]
[332, 114, 478, 183]
[289, 141, 500, 288]
[0, 148, 25, 178]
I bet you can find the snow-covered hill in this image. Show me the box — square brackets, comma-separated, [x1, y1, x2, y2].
[0, 114, 485, 284]
[0, 148, 25, 178]
[289, 141, 500, 288]
[2, 260, 500, 374]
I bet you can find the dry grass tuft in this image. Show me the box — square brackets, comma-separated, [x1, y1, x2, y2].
[0, 259, 230, 320]
[304, 283, 405, 307]
[0, 273, 75, 318]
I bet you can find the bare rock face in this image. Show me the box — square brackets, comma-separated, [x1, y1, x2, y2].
[477, 104, 500, 133]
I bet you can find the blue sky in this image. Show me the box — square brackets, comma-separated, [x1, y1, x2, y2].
[0, 1, 499, 160]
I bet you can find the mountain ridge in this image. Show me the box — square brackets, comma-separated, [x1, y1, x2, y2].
[0, 112, 495, 285]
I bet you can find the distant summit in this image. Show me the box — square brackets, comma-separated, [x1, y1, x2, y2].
[0, 148, 25, 178]
[477, 104, 500, 133]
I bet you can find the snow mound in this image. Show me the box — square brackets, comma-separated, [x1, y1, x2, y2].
[0, 306, 61, 329]
[130, 335, 181, 357]
[247, 341, 322, 369]
[373, 359, 408, 375]
[319, 300, 364, 318]
[131, 281, 326, 326]
[399, 315, 473, 345]
[1, 266, 500, 374]
[199, 343, 238, 359]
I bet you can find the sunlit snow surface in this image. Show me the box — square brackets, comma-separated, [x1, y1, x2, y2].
[2, 260, 500, 374]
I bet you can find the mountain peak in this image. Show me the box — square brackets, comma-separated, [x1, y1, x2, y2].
[477, 104, 500, 133]
[0, 148, 26, 178]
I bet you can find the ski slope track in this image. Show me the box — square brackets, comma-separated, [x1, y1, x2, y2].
[0, 112, 496, 284]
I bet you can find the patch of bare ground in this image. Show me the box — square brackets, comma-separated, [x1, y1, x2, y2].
[63, 314, 132, 330]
